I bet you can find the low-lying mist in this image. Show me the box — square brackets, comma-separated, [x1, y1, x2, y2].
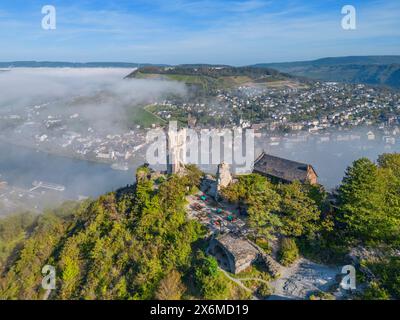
[0, 68, 187, 134]
[0, 68, 187, 216]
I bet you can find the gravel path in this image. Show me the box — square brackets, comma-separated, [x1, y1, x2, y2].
[268, 258, 341, 300]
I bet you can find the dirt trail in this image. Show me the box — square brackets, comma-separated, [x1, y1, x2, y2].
[219, 268, 259, 300]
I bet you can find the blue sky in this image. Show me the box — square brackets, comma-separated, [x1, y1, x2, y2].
[0, 0, 399, 65]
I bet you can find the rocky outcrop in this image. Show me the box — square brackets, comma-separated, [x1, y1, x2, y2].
[260, 254, 281, 278]
[216, 162, 232, 189]
[246, 240, 282, 278]
[346, 246, 400, 281]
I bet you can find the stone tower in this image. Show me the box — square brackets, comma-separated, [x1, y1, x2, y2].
[166, 121, 187, 175]
[215, 161, 232, 199]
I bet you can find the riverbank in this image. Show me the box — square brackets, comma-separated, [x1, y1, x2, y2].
[0, 141, 138, 199]
[0, 136, 146, 167]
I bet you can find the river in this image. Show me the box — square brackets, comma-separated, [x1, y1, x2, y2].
[0, 127, 399, 205]
[0, 141, 138, 199]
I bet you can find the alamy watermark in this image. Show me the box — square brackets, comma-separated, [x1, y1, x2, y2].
[41, 264, 56, 290]
[146, 121, 255, 172]
[42, 5, 56, 30]
[340, 265, 356, 290]
[39, 4, 356, 32]
[341, 5, 357, 30]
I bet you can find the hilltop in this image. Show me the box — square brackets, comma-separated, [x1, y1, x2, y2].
[125, 65, 296, 95]
[253, 56, 400, 89]
[1, 153, 400, 300]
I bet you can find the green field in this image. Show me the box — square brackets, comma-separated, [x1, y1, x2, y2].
[133, 72, 295, 91]
[134, 72, 218, 92]
[145, 104, 188, 126]
[127, 105, 166, 128]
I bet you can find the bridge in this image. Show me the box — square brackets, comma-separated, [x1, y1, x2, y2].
[30, 181, 66, 192]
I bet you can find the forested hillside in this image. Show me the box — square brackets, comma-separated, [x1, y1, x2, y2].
[0, 165, 250, 300]
[254, 56, 400, 89]
[1, 154, 400, 300]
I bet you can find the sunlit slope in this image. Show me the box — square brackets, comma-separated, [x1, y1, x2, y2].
[126, 65, 296, 93]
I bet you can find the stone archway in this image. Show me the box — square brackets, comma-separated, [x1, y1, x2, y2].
[210, 241, 236, 273]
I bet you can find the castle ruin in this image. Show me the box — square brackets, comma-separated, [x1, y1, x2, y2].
[166, 121, 187, 175]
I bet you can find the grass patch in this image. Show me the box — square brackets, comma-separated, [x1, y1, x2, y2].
[231, 263, 271, 281]
[127, 106, 166, 128]
[145, 104, 188, 126]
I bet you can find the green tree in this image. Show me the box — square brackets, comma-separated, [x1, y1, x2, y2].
[183, 164, 203, 192]
[338, 158, 399, 243]
[247, 190, 281, 240]
[277, 181, 321, 238]
[367, 257, 400, 299]
[377, 153, 400, 177]
[278, 237, 299, 266]
[221, 174, 281, 239]
[221, 174, 270, 205]
[155, 270, 186, 300]
[194, 252, 229, 299]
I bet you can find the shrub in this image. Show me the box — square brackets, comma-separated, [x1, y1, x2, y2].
[154, 176, 166, 185]
[278, 238, 299, 266]
[257, 282, 272, 297]
[200, 272, 229, 299]
[366, 257, 400, 299]
[255, 238, 271, 254]
[362, 281, 390, 300]
[309, 291, 335, 300]
[155, 270, 186, 300]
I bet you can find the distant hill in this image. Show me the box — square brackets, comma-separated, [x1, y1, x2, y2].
[125, 65, 295, 94]
[253, 56, 400, 89]
[0, 61, 166, 68]
[4, 57, 400, 89]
